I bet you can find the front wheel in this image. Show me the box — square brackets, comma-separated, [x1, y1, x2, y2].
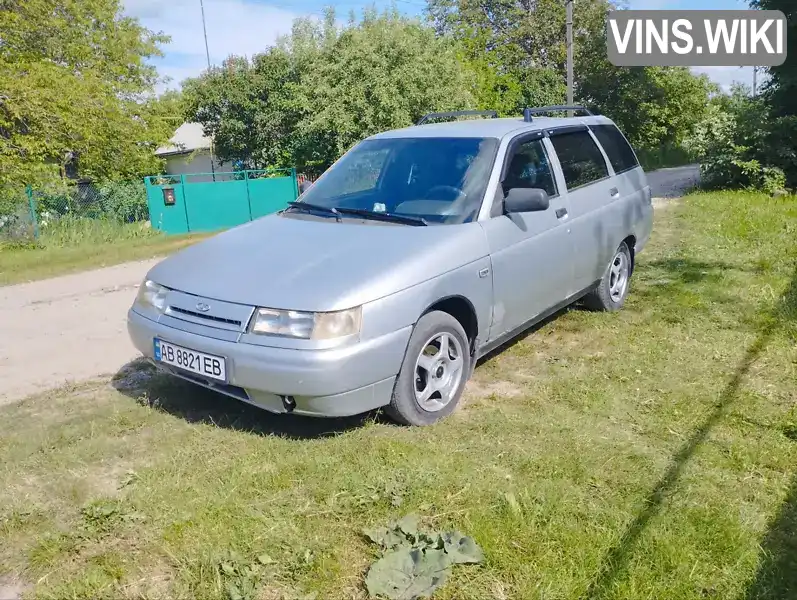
[584, 241, 633, 312]
[385, 311, 471, 426]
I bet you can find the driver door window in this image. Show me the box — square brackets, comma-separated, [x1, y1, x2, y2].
[503, 139, 558, 197]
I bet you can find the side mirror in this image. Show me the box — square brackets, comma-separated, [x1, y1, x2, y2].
[503, 187, 549, 213]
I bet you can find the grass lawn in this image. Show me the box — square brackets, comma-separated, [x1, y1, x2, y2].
[0, 221, 207, 286]
[1, 191, 795, 599]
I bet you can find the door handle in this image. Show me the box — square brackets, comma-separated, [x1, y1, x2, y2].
[609, 187, 619, 197]
[555, 208, 568, 219]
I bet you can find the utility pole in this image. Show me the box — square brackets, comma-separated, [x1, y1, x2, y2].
[566, 0, 574, 113]
[199, 0, 217, 180]
[752, 66, 758, 98]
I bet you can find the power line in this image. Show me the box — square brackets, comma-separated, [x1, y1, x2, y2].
[198, 0, 216, 179]
[256, 0, 425, 17]
[199, 0, 212, 70]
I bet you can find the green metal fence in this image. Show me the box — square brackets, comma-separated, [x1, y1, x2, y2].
[144, 169, 299, 235]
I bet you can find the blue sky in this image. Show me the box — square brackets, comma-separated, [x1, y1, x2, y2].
[122, 0, 757, 94]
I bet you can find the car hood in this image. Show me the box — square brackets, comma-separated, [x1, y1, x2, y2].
[146, 214, 489, 312]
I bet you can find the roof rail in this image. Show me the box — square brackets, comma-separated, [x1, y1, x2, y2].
[522, 105, 593, 122]
[416, 110, 498, 126]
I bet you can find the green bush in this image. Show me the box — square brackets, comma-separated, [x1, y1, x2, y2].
[0, 205, 37, 245]
[97, 181, 149, 222]
[764, 115, 797, 189]
[0, 187, 36, 244]
[33, 181, 149, 224]
[684, 91, 788, 195]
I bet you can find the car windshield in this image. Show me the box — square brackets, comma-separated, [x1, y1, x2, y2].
[295, 136, 500, 225]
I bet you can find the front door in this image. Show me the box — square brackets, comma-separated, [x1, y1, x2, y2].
[481, 134, 574, 341]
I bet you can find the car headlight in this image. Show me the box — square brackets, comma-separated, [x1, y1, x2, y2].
[136, 279, 169, 313]
[249, 306, 362, 340]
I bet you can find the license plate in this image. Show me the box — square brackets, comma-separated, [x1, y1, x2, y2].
[154, 338, 227, 382]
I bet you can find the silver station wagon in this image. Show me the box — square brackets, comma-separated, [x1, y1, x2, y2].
[128, 106, 653, 426]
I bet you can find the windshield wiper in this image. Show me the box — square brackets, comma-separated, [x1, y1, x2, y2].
[286, 201, 342, 222]
[333, 207, 427, 226]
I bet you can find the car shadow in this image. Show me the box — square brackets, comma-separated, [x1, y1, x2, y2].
[111, 358, 378, 440]
[476, 304, 578, 365]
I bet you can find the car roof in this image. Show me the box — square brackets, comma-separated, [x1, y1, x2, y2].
[368, 115, 617, 141]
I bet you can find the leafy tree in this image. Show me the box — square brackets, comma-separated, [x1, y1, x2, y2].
[427, 0, 577, 112]
[0, 0, 175, 190]
[684, 84, 786, 194]
[184, 9, 474, 175]
[182, 50, 301, 170]
[749, 0, 797, 188]
[574, 5, 714, 151]
[578, 61, 714, 153]
[750, 0, 796, 117]
[427, 0, 712, 153]
[292, 8, 474, 173]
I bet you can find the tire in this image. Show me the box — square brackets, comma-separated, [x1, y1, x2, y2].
[583, 241, 633, 312]
[385, 310, 471, 426]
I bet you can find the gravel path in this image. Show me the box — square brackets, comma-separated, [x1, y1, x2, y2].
[0, 166, 701, 406]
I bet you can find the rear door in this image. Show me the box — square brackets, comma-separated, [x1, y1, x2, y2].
[481, 132, 574, 340]
[547, 126, 616, 291]
[589, 122, 652, 251]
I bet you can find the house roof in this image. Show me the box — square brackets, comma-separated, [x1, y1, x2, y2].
[155, 122, 211, 156]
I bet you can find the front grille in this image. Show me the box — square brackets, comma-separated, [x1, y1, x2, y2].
[169, 306, 243, 327]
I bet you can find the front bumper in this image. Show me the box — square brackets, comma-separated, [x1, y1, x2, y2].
[127, 309, 411, 417]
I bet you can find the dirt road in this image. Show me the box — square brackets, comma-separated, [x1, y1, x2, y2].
[648, 164, 700, 199]
[0, 260, 160, 404]
[0, 166, 700, 406]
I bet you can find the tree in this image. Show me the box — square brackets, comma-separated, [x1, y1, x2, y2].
[182, 50, 301, 170]
[749, 0, 797, 188]
[183, 9, 474, 175]
[750, 0, 796, 117]
[0, 0, 174, 190]
[684, 84, 786, 194]
[427, 0, 577, 113]
[292, 8, 474, 173]
[577, 35, 714, 151]
[427, 0, 712, 153]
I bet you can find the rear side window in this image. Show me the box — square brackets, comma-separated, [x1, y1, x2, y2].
[549, 130, 609, 190]
[591, 124, 639, 173]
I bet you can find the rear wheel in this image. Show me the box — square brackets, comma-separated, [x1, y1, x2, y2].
[584, 241, 632, 311]
[385, 311, 471, 426]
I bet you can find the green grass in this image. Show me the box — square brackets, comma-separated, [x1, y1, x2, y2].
[0, 219, 207, 285]
[0, 191, 796, 599]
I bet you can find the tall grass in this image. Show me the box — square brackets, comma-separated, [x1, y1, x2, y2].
[36, 215, 157, 248]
